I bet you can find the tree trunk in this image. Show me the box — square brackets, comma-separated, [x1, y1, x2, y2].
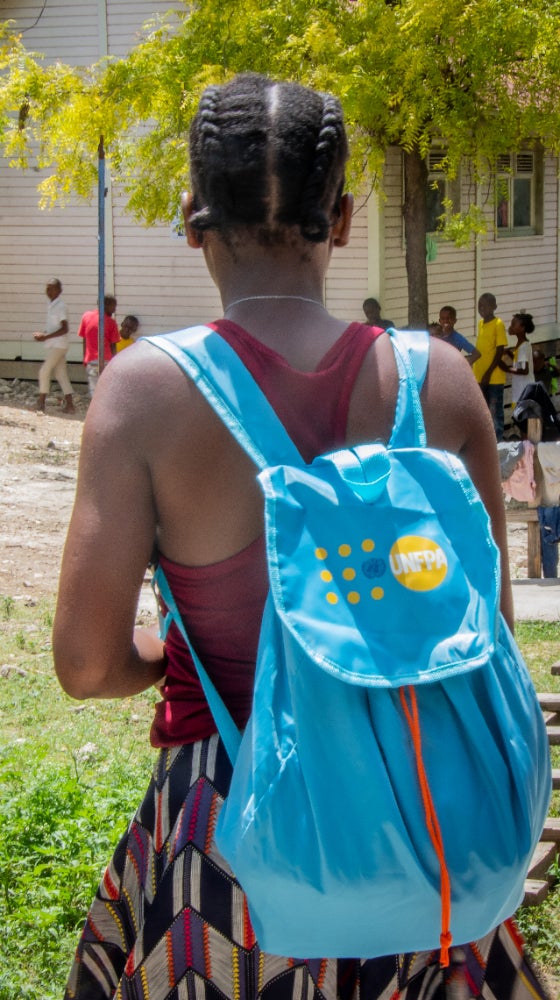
[402, 148, 429, 329]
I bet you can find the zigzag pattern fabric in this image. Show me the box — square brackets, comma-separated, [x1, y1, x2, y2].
[64, 735, 550, 1000]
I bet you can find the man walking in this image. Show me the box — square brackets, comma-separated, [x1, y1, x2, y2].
[33, 278, 75, 414]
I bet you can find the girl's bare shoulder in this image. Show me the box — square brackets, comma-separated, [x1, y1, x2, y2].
[84, 338, 205, 436]
[421, 336, 489, 450]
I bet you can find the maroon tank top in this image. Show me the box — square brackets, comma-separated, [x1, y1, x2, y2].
[151, 320, 383, 747]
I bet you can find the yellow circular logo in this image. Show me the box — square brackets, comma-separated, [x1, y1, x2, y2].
[389, 535, 448, 591]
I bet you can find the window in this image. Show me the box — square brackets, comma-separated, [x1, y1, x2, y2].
[496, 151, 542, 236]
[426, 150, 460, 233]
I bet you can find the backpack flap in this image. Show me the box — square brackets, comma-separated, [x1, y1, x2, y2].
[260, 439, 501, 687]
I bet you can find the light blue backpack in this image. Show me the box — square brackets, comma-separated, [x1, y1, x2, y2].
[148, 325, 551, 963]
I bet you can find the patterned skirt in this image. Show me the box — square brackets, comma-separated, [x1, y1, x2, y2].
[65, 735, 551, 1000]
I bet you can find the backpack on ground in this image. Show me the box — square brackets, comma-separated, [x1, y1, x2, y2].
[147, 325, 551, 963]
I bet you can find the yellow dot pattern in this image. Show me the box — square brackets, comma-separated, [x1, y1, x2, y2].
[313, 539, 386, 604]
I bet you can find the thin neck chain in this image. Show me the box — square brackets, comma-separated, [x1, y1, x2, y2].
[224, 294, 326, 313]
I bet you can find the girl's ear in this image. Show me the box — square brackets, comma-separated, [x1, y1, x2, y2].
[332, 193, 353, 247]
[181, 192, 204, 249]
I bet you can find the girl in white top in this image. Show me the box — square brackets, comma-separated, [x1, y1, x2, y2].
[503, 312, 535, 403]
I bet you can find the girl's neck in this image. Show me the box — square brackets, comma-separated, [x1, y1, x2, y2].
[219, 298, 349, 372]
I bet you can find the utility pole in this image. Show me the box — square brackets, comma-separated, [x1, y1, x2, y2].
[97, 136, 106, 373]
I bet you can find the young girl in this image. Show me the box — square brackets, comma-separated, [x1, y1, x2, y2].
[53, 74, 548, 999]
[501, 312, 536, 403]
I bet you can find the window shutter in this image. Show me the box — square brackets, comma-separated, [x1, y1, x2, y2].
[428, 150, 446, 171]
[516, 152, 534, 174]
[497, 154, 511, 173]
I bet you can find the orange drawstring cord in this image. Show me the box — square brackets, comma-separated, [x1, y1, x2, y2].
[399, 685, 453, 968]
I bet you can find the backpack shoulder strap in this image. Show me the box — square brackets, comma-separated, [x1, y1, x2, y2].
[152, 562, 242, 765]
[143, 326, 303, 470]
[144, 325, 430, 457]
[143, 325, 301, 766]
[387, 328, 429, 449]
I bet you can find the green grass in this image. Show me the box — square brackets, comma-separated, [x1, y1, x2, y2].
[0, 599, 559, 997]
[0, 595, 156, 999]
[514, 620, 560, 986]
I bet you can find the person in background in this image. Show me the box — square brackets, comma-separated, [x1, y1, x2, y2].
[472, 292, 508, 440]
[500, 313, 535, 404]
[53, 73, 544, 1000]
[363, 297, 393, 330]
[77, 295, 120, 397]
[438, 305, 481, 366]
[33, 278, 75, 414]
[428, 321, 443, 338]
[116, 315, 140, 352]
[533, 349, 558, 397]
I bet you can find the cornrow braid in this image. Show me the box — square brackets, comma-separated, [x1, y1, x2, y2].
[188, 74, 348, 245]
[293, 93, 347, 243]
[188, 85, 225, 232]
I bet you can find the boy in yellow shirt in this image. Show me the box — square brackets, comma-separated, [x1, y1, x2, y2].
[116, 315, 140, 352]
[472, 293, 508, 440]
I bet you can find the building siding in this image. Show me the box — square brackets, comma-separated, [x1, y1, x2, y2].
[478, 156, 559, 333]
[326, 197, 369, 321]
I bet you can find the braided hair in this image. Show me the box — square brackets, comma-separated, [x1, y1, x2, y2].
[188, 74, 348, 244]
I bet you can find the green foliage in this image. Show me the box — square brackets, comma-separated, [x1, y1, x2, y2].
[3, 0, 560, 322]
[1, 0, 560, 232]
[517, 893, 560, 980]
[0, 746, 152, 998]
[1, 595, 14, 619]
[435, 200, 488, 248]
[0, 596, 156, 998]
[515, 621, 560, 824]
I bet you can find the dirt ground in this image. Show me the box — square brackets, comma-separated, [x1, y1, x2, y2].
[0, 396, 531, 603]
[0, 401, 85, 601]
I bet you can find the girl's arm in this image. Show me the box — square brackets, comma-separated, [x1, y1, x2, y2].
[53, 362, 166, 700]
